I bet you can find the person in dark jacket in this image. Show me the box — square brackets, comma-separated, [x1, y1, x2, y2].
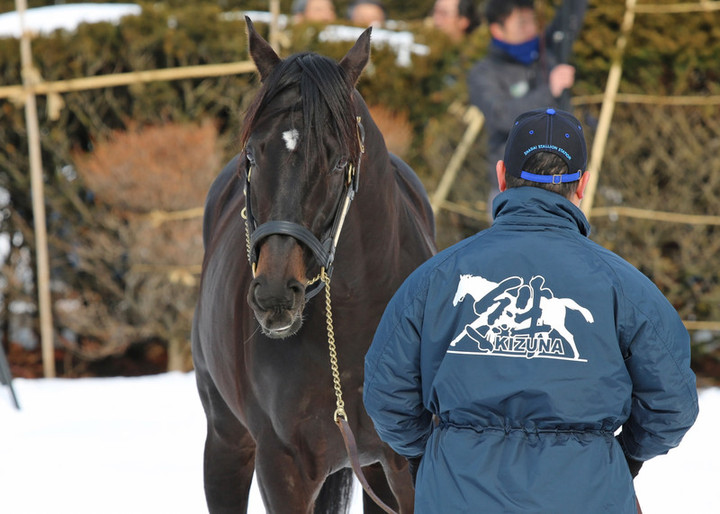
[468, 0, 588, 208]
[364, 108, 699, 513]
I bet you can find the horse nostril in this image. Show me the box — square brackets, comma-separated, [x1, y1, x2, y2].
[287, 279, 305, 298]
[248, 280, 263, 308]
[249, 276, 303, 312]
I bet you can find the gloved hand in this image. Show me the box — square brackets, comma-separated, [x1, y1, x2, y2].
[616, 434, 644, 478]
[407, 455, 422, 486]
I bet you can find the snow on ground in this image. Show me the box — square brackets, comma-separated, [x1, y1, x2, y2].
[0, 373, 716, 513]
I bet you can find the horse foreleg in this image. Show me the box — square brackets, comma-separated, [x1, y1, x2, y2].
[253, 439, 325, 514]
[203, 424, 257, 513]
[196, 375, 256, 513]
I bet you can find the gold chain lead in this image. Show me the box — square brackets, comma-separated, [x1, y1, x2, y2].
[321, 267, 347, 422]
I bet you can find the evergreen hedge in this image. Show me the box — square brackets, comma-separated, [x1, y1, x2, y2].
[0, 0, 718, 379]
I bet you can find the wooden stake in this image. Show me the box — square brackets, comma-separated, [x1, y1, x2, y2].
[431, 106, 485, 213]
[269, 0, 281, 52]
[16, 0, 55, 377]
[581, 0, 637, 216]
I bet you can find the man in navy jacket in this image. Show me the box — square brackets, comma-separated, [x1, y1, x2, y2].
[364, 108, 698, 513]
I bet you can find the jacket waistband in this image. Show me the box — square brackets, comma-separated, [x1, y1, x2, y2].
[437, 419, 614, 438]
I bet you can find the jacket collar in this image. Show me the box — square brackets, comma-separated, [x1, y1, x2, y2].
[492, 187, 591, 237]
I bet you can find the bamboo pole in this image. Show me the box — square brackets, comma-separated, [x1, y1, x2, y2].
[146, 207, 204, 227]
[0, 61, 256, 101]
[269, 0, 281, 52]
[436, 199, 488, 223]
[683, 320, 720, 331]
[634, 0, 720, 13]
[16, 0, 55, 377]
[590, 206, 720, 226]
[581, 0, 637, 216]
[430, 106, 485, 213]
[573, 93, 720, 106]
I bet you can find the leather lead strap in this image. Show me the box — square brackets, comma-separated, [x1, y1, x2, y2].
[336, 418, 399, 514]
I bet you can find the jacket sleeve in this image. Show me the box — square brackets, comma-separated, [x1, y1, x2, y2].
[363, 270, 433, 459]
[544, 0, 589, 56]
[617, 277, 699, 462]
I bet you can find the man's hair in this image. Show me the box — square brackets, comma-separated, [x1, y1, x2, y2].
[459, 0, 481, 34]
[505, 151, 581, 198]
[485, 0, 534, 26]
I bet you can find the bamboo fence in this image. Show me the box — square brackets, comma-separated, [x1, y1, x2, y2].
[7, 0, 720, 376]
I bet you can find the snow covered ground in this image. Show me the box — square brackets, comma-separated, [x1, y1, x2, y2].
[0, 372, 716, 513]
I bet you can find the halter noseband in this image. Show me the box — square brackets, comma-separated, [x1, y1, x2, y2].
[242, 116, 366, 300]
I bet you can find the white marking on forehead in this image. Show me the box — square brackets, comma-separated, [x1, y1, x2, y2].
[282, 129, 300, 151]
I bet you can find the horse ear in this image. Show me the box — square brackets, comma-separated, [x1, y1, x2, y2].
[246, 16, 281, 81]
[339, 27, 372, 86]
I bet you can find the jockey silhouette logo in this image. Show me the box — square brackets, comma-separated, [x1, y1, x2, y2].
[449, 274, 594, 361]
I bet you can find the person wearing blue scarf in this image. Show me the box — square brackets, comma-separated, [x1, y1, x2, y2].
[467, 0, 588, 215]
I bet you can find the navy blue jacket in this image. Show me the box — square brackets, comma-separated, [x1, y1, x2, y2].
[364, 187, 698, 513]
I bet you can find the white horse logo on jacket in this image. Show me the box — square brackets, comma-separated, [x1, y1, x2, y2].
[450, 274, 594, 361]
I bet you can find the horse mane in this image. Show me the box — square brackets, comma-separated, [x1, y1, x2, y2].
[239, 51, 362, 173]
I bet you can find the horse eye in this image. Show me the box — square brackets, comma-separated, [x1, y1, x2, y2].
[245, 149, 256, 166]
[332, 157, 348, 173]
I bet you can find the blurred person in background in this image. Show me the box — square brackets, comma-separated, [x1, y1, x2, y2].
[432, 0, 481, 43]
[348, 0, 387, 27]
[292, 0, 337, 23]
[467, 0, 587, 210]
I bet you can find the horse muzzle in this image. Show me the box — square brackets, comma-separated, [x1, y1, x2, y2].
[247, 275, 306, 338]
[247, 235, 308, 339]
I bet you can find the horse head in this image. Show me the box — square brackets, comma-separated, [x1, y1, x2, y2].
[241, 18, 371, 338]
[453, 274, 474, 306]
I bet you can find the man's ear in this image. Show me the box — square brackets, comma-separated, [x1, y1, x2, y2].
[496, 160, 508, 192]
[576, 171, 590, 200]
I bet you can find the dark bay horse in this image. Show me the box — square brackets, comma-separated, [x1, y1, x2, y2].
[192, 18, 436, 513]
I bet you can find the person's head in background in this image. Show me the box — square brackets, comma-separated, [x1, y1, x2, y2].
[485, 0, 537, 44]
[292, 0, 337, 23]
[348, 0, 387, 27]
[432, 0, 480, 42]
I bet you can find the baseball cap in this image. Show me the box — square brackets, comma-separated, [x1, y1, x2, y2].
[503, 108, 587, 184]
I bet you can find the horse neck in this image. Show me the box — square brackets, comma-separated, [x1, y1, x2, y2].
[354, 128, 399, 222]
[347, 139, 427, 266]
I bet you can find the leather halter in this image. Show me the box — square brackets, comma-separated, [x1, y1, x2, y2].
[243, 116, 365, 300]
